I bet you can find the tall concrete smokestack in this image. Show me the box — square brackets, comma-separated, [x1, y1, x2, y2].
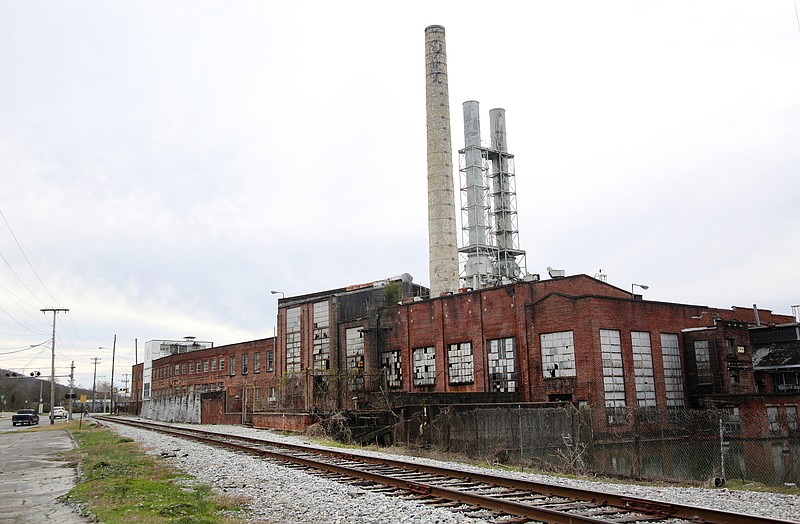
[425, 25, 459, 297]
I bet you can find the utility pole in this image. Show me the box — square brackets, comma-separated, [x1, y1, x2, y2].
[110, 334, 117, 415]
[41, 308, 68, 425]
[68, 361, 75, 420]
[90, 357, 101, 413]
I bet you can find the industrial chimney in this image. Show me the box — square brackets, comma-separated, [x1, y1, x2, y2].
[424, 25, 459, 296]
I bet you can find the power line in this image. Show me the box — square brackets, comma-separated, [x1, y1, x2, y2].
[0, 207, 61, 306]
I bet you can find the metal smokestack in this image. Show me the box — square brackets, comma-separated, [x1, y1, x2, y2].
[462, 100, 491, 287]
[425, 25, 459, 296]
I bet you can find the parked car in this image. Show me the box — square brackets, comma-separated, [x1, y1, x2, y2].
[11, 409, 39, 426]
[51, 406, 68, 419]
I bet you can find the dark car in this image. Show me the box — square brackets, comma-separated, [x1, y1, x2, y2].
[11, 409, 39, 426]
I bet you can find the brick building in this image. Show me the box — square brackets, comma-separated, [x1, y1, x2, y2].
[131, 273, 797, 436]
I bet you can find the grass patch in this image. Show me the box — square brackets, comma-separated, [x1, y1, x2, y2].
[61, 422, 246, 523]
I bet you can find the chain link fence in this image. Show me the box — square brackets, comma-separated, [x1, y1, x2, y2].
[391, 405, 800, 487]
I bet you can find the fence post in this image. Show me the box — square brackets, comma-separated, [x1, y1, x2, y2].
[519, 404, 523, 470]
[719, 417, 726, 481]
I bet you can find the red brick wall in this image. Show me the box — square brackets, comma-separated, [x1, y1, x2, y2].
[252, 412, 313, 432]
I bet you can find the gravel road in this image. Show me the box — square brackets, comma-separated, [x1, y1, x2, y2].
[103, 419, 800, 523]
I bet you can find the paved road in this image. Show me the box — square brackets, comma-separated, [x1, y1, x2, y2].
[0, 415, 88, 523]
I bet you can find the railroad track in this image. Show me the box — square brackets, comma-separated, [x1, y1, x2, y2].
[95, 416, 792, 524]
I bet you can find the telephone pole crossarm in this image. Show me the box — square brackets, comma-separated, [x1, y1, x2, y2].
[41, 308, 68, 425]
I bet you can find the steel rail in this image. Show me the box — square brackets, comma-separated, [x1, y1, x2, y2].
[97, 417, 796, 524]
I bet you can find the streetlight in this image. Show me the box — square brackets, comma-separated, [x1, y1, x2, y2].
[631, 283, 649, 299]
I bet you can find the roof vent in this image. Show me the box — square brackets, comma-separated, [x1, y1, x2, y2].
[547, 266, 565, 279]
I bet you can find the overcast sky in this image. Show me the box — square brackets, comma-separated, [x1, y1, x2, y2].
[1, 2, 799, 390]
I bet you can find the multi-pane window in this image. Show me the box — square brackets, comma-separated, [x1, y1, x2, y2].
[219, 357, 225, 371]
[600, 329, 626, 413]
[413, 346, 436, 386]
[540, 331, 576, 378]
[788, 406, 798, 431]
[196, 361, 202, 374]
[203, 360, 209, 373]
[694, 340, 712, 384]
[189, 361, 194, 374]
[211, 358, 217, 372]
[632, 331, 655, 407]
[382, 350, 402, 388]
[267, 350, 274, 372]
[312, 301, 330, 370]
[768, 406, 781, 433]
[346, 327, 365, 391]
[448, 342, 474, 385]
[229, 355, 236, 376]
[254, 352, 261, 373]
[174, 364, 179, 376]
[488, 337, 517, 392]
[181, 363, 187, 375]
[242, 354, 248, 374]
[286, 307, 301, 372]
[660, 333, 685, 408]
[724, 407, 741, 434]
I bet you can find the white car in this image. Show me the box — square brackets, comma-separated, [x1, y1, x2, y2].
[51, 407, 68, 419]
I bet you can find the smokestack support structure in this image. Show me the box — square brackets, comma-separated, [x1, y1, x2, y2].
[424, 25, 460, 296]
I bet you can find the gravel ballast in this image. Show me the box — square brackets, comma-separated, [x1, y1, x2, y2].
[103, 419, 800, 523]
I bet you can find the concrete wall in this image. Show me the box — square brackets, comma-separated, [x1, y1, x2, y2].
[140, 395, 201, 423]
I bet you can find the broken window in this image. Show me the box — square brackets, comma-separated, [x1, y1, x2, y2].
[660, 333, 685, 408]
[768, 406, 781, 433]
[346, 327, 365, 392]
[540, 331, 576, 378]
[382, 350, 402, 388]
[312, 301, 330, 370]
[694, 340, 712, 385]
[787, 406, 798, 431]
[488, 337, 516, 392]
[413, 346, 436, 386]
[601, 329, 626, 422]
[254, 352, 261, 373]
[242, 354, 248, 375]
[286, 307, 301, 372]
[447, 342, 474, 385]
[267, 350, 274, 372]
[632, 331, 655, 407]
